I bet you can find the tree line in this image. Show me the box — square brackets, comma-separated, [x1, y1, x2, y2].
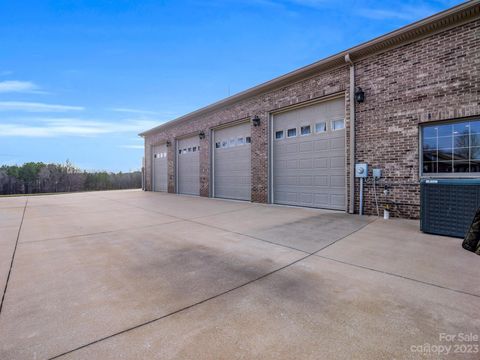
[0, 161, 141, 195]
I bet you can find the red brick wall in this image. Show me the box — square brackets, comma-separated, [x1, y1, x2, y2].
[145, 66, 349, 205]
[354, 19, 480, 218]
[144, 19, 479, 219]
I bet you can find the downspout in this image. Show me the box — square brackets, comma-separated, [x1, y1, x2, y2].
[345, 53, 355, 214]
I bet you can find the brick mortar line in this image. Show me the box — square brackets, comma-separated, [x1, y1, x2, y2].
[48, 217, 371, 359]
[0, 198, 28, 317]
[314, 254, 480, 299]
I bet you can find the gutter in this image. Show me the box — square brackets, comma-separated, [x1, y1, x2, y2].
[345, 54, 355, 214]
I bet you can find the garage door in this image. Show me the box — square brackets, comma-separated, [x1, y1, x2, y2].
[213, 122, 251, 201]
[153, 144, 168, 192]
[177, 136, 200, 195]
[272, 97, 346, 210]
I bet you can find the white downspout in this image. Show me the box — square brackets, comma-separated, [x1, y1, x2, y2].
[345, 53, 355, 214]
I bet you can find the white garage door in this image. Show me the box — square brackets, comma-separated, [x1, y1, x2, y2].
[153, 144, 168, 192]
[213, 122, 251, 201]
[177, 136, 200, 196]
[272, 97, 346, 210]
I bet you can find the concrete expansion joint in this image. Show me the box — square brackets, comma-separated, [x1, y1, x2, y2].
[47, 250, 311, 359]
[46, 209, 375, 359]
[18, 218, 185, 245]
[0, 197, 28, 316]
[314, 254, 480, 299]
[186, 217, 310, 254]
[97, 195, 186, 221]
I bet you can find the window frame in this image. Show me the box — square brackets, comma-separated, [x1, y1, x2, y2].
[300, 125, 311, 136]
[420, 118, 480, 178]
[287, 127, 297, 138]
[331, 119, 345, 131]
[314, 121, 327, 134]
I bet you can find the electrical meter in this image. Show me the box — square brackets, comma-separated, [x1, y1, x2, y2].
[355, 163, 368, 178]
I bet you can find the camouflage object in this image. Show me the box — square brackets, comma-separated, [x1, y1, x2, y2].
[462, 208, 480, 254]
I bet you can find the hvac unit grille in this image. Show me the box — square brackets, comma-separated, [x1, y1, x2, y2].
[420, 179, 480, 238]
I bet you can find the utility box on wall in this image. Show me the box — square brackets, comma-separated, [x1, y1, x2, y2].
[420, 179, 480, 238]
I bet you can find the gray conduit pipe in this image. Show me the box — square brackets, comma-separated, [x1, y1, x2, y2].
[345, 53, 355, 214]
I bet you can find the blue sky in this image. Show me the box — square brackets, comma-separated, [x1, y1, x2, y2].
[0, 0, 462, 172]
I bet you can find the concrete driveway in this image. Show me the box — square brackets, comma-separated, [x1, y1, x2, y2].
[0, 190, 479, 360]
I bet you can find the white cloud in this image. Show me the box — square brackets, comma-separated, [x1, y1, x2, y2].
[111, 107, 161, 115]
[119, 145, 144, 149]
[0, 80, 44, 94]
[0, 118, 158, 137]
[0, 101, 84, 112]
[357, 4, 438, 21]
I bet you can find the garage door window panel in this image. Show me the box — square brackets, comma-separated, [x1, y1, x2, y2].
[275, 130, 284, 140]
[315, 122, 327, 133]
[301, 125, 311, 136]
[287, 128, 297, 138]
[331, 119, 345, 131]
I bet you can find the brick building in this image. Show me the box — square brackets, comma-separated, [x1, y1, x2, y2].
[140, 1, 480, 219]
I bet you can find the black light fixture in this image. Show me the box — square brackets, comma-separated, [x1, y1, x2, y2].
[355, 87, 365, 103]
[166, 140, 171, 147]
[252, 115, 261, 127]
[198, 131, 205, 140]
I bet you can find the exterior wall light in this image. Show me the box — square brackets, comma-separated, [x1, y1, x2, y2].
[198, 131, 206, 140]
[166, 140, 171, 147]
[355, 87, 365, 103]
[252, 115, 261, 127]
